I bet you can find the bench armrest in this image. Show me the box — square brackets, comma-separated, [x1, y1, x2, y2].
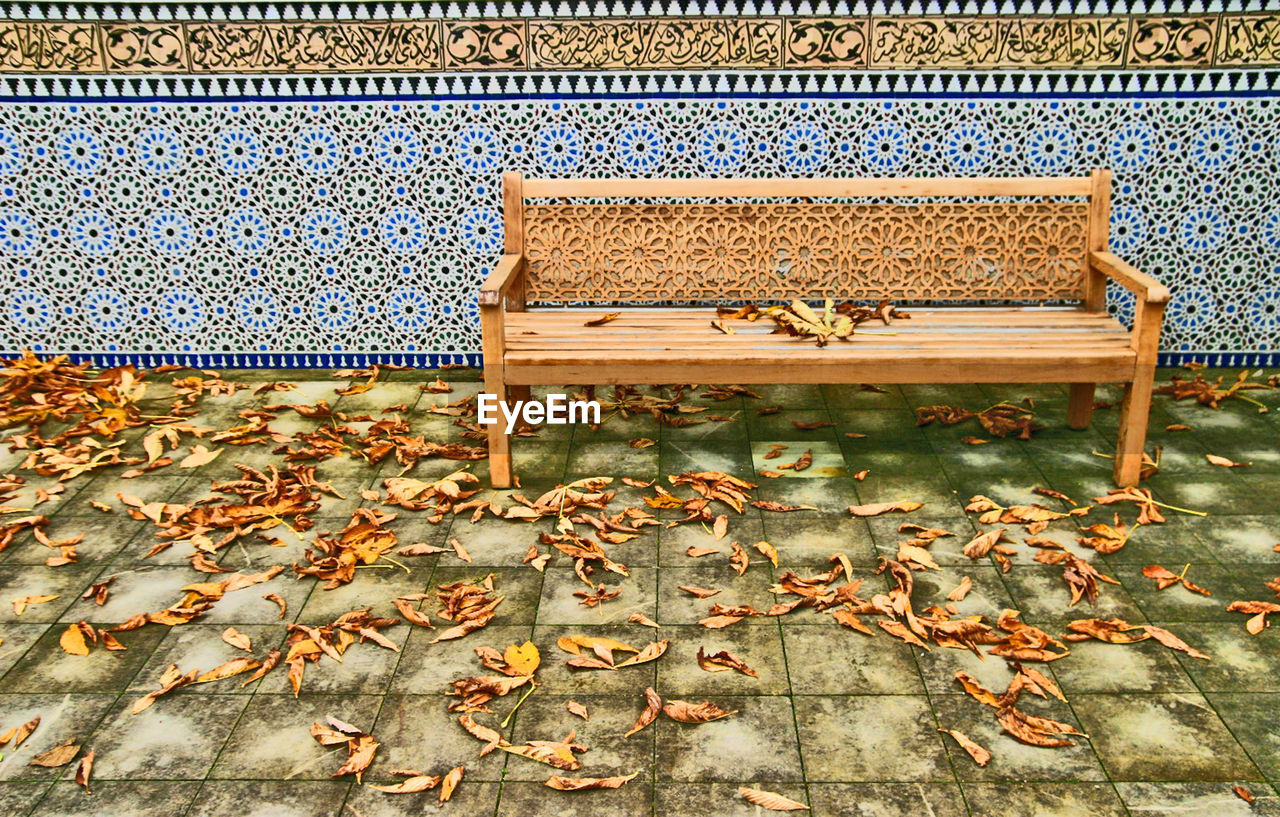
[478, 254, 525, 308]
[1089, 251, 1170, 305]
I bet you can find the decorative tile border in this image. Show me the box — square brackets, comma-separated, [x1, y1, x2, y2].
[2, 14, 1279, 74]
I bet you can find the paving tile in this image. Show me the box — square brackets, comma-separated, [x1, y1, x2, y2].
[822, 384, 908, 409]
[657, 782, 809, 816]
[347, 780, 502, 816]
[0, 693, 116, 781]
[54, 565, 196, 624]
[961, 782, 1127, 816]
[184, 780, 352, 817]
[390, 625, 533, 696]
[807, 783, 966, 817]
[208, 693, 382, 780]
[932, 694, 1107, 782]
[86, 694, 249, 780]
[758, 514, 878, 566]
[126, 624, 285, 695]
[794, 695, 952, 783]
[0, 625, 166, 694]
[294, 560, 433, 623]
[656, 695, 803, 783]
[658, 518, 765, 568]
[1115, 562, 1243, 618]
[751, 441, 848, 479]
[1098, 515, 1219, 565]
[1072, 692, 1263, 782]
[0, 624, 50, 677]
[659, 441, 754, 479]
[1163, 623, 1280, 692]
[498, 781, 652, 816]
[1181, 515, 1280, 565]
[913, 642, 1023, 698]
[1116, 782, 1280, 816]
[371, 694, 508, 781]
[532, 625, 660, 696]
[755, 477, 860, 515]
[655, 567, 778, 627]
[1000, 562, 1146, 632]
[1204, 693, 1280, 781]
[505, 694, 654, 782]
[194, 569, 316, 627]
[445, 516, 554, 568]
[566, 440, 659, 482]
[907, 564, 1020, 620]
[0, 564, 107, 624]
[1046, 637, 1198, 693]
[0, 782, 50, 817]
[428, 567, 543, 628]
[781, 624, 923, 695]
[536, 566, 655, 626]
[0, 514, 148, 565]
[30, 781, 198, 817]
[656, 624, 789, 696]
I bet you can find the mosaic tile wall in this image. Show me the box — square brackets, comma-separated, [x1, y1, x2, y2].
[0, 2, 1278, 367]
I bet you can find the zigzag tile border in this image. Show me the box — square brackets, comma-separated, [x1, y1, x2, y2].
[2, 12, 1279, 74]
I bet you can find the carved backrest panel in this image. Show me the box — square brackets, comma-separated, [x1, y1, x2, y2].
[522, 202, 1090, 302]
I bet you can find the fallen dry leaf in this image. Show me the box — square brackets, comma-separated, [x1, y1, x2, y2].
[628, 611, 660, 629]
[696, 646, 759, 678]
[221, 627, 252, 652]
[847, 501, 923, 517]
[439, 765, 464, 804]
[625, 687, 663, 737]
[1206, 454, 1251, 468]
[28, 738, 79, 767]
[11, 594, 58, 615]
[76, 749, 94, 793]
[662, 699, 737, 723]
[584, 313, 620, 327]
[566, 700, 589, 721]
[939, 728, 991, 766]
[738, 786, 810, 811]
[545, 771, 638, 790]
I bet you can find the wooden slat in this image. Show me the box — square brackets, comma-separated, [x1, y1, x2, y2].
[505, 353, 1136, 386]
[523, 176, 1093, 199]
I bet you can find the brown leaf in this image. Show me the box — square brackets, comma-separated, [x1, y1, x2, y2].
[615, 640, 669, 668]
[712, 514, 729, 540]
[566, 701, 589, 721]
[738, 787, 810, 811]
[1143, 625, 1210, 660]
[1233, 785, 1255, 803]
[242, 648, 282, 688]
[751, 500, 817, 513]
[393, 598, 434, 628]
[179, 444, 223, 468]
[262, 593, 287, 619]
[953, 672, 1002, 708]
[11, 594, 59, 615]
[961, 436, 989, 445]
[628, 438, 657, 449]
[439, 765, 464, 804]
[584, 312, 620, 327]
[75, 750, 94, 793]
[939, 728, 991, 766]
[28, 738, 79, 767]
[663, 699, 737, 723]
[221, 627, 253, 652]
[196, 657, 261, 684]
[685, 546, 720, 558]
[752, 540, 779, 567]
[848, 501, 923, 517]
[679, 585, 721, 599]
[625, 688, 663, 737]
[546, 771, 638, 791]
[59, 622, 92, 656]
[962, 529, 1007, 559]
[333, 733, 379, 782]
[947, 576, 973, 602]
[1206, 454, 1251, 468]
[832, 608, 872, 634]
[628, 611, 660, 629]
[996, 706, 1078, 748]
[729, 541, 750, 576]
[369, 774, 441, 793]
[697, 647, 759, 677]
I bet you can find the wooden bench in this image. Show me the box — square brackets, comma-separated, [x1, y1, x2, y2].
[479, 171, 1168, 489]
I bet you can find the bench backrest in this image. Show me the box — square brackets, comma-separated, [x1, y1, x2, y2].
[504, 173, 1111, 305]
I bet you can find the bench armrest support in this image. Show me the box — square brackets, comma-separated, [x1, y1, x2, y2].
[479, 254, 525, 308]
[1089, 251, 1170, 305]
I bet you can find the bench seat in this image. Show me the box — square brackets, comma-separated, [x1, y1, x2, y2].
[479, 172, 1167, 488]
[502, 307, 1136, 384]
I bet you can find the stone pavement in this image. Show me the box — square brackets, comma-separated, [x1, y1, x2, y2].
[0, 367, 1277, 817]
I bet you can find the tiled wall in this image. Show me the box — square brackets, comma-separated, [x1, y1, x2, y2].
[0, 2, 1277, 367]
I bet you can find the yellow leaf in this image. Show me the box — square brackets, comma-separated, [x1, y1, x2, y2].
[179, 445, 222, 469]
[59, 624, 89, 656]
[503, 641, 541, 676]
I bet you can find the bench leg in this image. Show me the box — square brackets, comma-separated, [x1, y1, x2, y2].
[509, 384, 531, 403]
[485, 379, 514, 489]
[1067, 383, 1096, 429]
[1113, 373, 1155, 487]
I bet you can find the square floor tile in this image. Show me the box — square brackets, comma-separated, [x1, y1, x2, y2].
[794, 695, 952, 783]
[655, 696, 803, 783]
